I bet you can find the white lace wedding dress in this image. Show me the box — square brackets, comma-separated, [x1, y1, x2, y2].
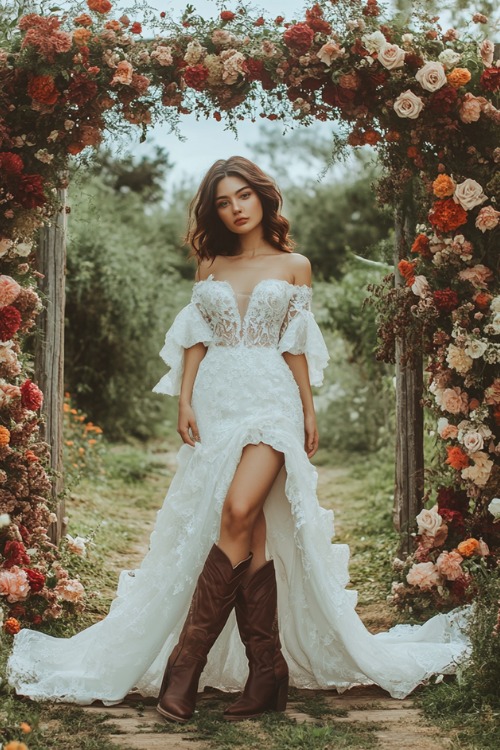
[7, 274, 469, 704]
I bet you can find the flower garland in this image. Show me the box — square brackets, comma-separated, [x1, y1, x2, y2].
[0, 0, 499, 625]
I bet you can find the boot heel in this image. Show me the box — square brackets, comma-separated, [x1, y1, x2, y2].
[273, 676, 289, 712]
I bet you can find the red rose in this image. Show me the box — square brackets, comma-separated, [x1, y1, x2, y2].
[183, 64, 210, 91]
[438, 508, 465, 532]
[0, 152, 24, 174]
[480, 67, 500, 93]
[433, 288, 459, 313]
[275, 16, 284, 24]
[254, 16, 264, 26]
[3, 540, 31, 568]
[20, 379, 44, 410]
[0, 305, 22, 341]
[283, 22, 315, 54]
[24, 568, 46, 593]
[220, 11, 236, 22]
[242, 59, 275, 90]
[404, 52, 424, 70]
[14, 173, 46, 208]
[305, 4, 331, 34]
[428, 85, 458, 114]
[130, 22, 142, 34]
[66, 74, 99, 106]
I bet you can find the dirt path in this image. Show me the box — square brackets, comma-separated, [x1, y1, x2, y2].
[85, 446, 453, 750]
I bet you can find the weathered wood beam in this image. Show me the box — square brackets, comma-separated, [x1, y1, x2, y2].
[34, 185, 67, 545]
[393, 184, 425, 557]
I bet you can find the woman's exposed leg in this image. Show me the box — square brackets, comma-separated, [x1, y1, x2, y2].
[218, 442, 284, 567]
[248, 509, 267, 577]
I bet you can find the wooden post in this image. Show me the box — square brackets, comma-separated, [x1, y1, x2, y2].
[34, 183, 67, 545]
[392, 183, 425, 557]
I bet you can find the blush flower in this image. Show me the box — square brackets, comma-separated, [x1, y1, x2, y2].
[378, 43, 405, 69]
[0, 566, 30, 603]
[441, 386, 469, 415]
[415, 504, 442, 536]
[415, 61, 447, 91]
[475, 205, 500, 232]
[453, 178, 487, 211]
[406, 561, 443, 590]
[393, 89, 424, 119]
[0, 276, 21, 307]
[436, 550, 463, 580]
[458, 264, 493, 289]
[55, 578, 85, 603]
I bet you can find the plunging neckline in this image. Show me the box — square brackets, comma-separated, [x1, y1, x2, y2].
[196, 273, 311, 334]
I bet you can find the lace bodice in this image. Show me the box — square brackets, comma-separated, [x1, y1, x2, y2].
[152, 274, 331, 395]
[193, 274, 311, 348]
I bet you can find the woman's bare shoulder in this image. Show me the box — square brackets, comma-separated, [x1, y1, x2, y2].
[195, 257, 215, 282]
[285, 252, 312, 285]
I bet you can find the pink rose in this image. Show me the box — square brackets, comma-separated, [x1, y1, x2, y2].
[459, 93, 484, 123]
[441, 386, 469, 415]
[317, 40, 345, 65]
[406, 561, 443, 590]
[0, 275, 21, 307]
[0, 565, 30, 602]
[393, 89, 424, 119]
[415, 61, 447, 91]
[378, 42, 405, 69]
[453, 178, 487, 210]
[436, 550, 463, 580]
[480, 39, 494, 67]
[475, 205, 500, 232]
[110, 60, 133, 86]
[458, 264, 493, 289]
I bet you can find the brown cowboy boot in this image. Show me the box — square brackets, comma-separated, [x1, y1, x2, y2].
[223, 559, 289, 721]
[157, 544, 252, 723]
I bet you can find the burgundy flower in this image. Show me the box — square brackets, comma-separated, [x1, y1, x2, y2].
[322, 83, 356, 109]
[13, 173, 46, 209]
[24, 568, 46, 593]
[20, 379, 43, 411]
[404, 52, 424, 71]
[3, 540, 31, 568]
[433, 289, 460, 313]
[220, 11, 235, 22]
[480, 67, 500, 93]
[0, 305, 22, 341]
[438, 508, 465, 533]
[305, 4, 331, 34]
[242, 59, 275, 90]
[283, 23, 315, 54]
[428, 85, 458, 114]
[66, 74, 99, 106]
[183, 64, 209, 91]
[0, 152, 24, 174]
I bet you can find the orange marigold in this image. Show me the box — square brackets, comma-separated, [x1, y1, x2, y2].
[87, 0, 112, 13]
[411, 233, 431, 258]
[457, 538, 480, 557]
[447, 68, 472, 89]
[73, 28, 92, 45]
[19, 722, 32, 734]
[27, 75, 59, 105]
[4, 742, 28, 750]
[0, 425, 10, 446]
[432, 174, 455, 198]
[397, 259, 416, 284]
[429, 198, 467, 233]
[446, 445, 470, 470]
[4, 617, 21, 635]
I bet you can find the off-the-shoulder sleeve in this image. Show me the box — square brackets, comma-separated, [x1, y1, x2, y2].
[278, 285, 330, 387]
[152, 302, 213, 396]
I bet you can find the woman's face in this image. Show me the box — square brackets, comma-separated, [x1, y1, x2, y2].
[214, 175, 264, 236]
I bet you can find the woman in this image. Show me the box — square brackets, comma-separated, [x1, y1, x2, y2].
[7, 156, 468, 718]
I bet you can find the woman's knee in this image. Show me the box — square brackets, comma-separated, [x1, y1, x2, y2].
[221, 496, 257, 537]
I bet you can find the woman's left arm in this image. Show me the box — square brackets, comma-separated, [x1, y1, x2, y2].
[282, 352, 319, 458]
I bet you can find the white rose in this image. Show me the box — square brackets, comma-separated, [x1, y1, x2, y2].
[416, 504, 443, 536]
[378, 43, 405, 69]
[411, 275, 429, 297]
[438, 49, 461, 69]
[362, 30, 387, 53]
[14, 242, 33, 257]
[464, 338, 488, 359]
[479, 39, 494, 67]
[402, 33, 414, 45]
[415, 61, 447, 91]
[463, 432, 484, 453]
[65, 534, 87, 556]
[453, 178, 487, 211]
[0, 513, 10, 528]
[488, 498, 500, 519]
[490, 296, 500, 314]
[393, 89, 424, 119]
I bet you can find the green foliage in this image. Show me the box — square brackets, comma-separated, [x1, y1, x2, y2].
[64, 165, 191, 439]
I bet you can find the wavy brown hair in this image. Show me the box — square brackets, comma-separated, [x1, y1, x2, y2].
[186, 156, 294, 262]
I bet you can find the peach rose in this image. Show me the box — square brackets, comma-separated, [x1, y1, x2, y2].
[457, 538, 480, 557]
[110, 60, 133, 86]
[0, 566, 30, 603]
[458, 264, 493, 289]
[415, 504, 442, 536]
[436, 550, 463, 580]
[475, 205, 500, 232]
[479, 39, 494, 67]
[453, 178, 487, 211]
[461, 451, 493, 486]
[441, 386, 469, 415]
[317, 40, 345, 65]
[55, 578, 85, 603]
[447, 68, 472, 88]
[406, 561, 443, 590]
[378, 43, 405, 69]
[432, 174, 455, 197]
[0, 275, 21, 307]
[446, 344, 473, 374]
[415, 61, 447, 91]
[459, 93, 484, 123]
[393, 90, 424, 119]
[462, 432, 484, 453]
[151, 45, 173, 66]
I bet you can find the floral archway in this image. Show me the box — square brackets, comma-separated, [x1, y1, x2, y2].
[0, 0, 498, 631]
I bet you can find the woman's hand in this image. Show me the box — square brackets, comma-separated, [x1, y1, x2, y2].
[178, 402, 200, 447]
[304, 411, 319, 458]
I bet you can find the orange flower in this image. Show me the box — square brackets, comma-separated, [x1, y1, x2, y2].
[446, 445, 469, 470]
[397, 259, 416, 286]
[73, 28, 92, 46]
[67, 142, 85, 155]
[0, 425, 10, 446]
[411, 233, 431, 258]
[74, 13, 93, 26]
[474, 291, 492, 310]
[4, 742, 28, 750]
[4, 617, 21, 635]
[104, 20, 122, 30]
[20, 722, 32, 733]
[27, 75, 59, 105]
[87, 0, 112, 13]
[429, 198, 467, 233]
[457, 538, 480, 557]
[363, 129, 381, 145]
[407, 146, 418, 159]
[432, 174, 455, 198]
[63, 403, 70, 412]
[447, 68, 472, 88]
[88, 439, 97, 445]
[24, 449, 39, 462]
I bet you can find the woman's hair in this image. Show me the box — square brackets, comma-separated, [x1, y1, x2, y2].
[186, 156, 294, 262]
